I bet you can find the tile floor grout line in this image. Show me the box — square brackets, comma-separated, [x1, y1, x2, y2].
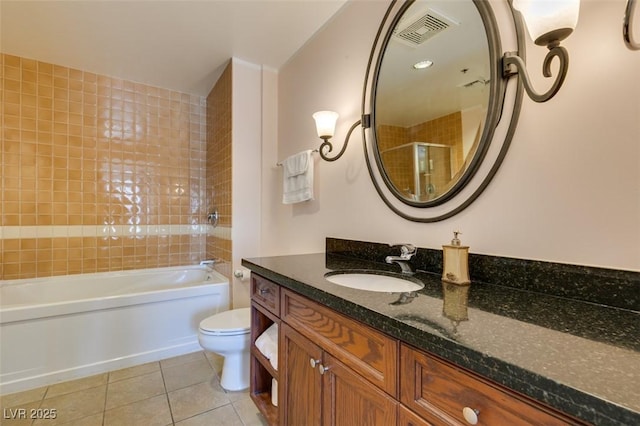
[2, 351, 264, 426]
[102, 373, 110, 426]
[159, 359, 176, 426]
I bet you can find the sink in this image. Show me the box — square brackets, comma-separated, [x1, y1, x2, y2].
[324, 271, 424, 293]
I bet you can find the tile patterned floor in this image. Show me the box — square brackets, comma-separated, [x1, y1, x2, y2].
[0, 351, 268, 426]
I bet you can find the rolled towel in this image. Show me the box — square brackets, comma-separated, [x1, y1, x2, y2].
[271, 378, 278, 407]
[254, 323, 278, 370]
[269, 349, 278, 371]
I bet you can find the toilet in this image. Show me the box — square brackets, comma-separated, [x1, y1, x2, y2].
[198, 307, 251, 391]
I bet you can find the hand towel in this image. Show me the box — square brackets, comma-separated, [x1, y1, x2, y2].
[282, 150, 314, 204]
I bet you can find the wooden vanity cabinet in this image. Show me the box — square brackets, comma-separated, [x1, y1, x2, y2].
[249, 275, 281, 425]
[400, 344, 584, 426]
[251, 274, 398, 426]
[281, 323, 398, 426]
[398, 404, 436, 426]
[280, 289, 398, 397]
[249, 273, 587, 426]
[281, 289, 398, 426]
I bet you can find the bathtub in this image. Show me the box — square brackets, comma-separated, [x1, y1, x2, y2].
[0, 265, 229, 395]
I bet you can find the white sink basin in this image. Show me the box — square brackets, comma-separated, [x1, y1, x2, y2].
[324, 272, 424, 293]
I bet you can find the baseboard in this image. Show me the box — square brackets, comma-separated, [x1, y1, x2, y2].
[0, 340, 202, 396]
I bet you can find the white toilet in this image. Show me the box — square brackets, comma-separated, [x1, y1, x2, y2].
[198, 307, 251, 391]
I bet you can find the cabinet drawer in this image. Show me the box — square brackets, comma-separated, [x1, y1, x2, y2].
[281, 289, 398, 397]
[400, 344, 581, 426]
[251, 274, 280, 316]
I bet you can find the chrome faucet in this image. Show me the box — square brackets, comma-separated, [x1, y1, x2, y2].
[385, 244, 417, 274]
[199, 259, 216, 267]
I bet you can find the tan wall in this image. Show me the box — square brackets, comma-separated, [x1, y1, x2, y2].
[205, 61, 233, 279]
[1, 53, 207, 279]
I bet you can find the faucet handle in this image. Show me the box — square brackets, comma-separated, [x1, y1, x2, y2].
[390, 243, 417, 259]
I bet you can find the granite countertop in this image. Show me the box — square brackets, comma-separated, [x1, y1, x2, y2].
[242, 252, 640, 426]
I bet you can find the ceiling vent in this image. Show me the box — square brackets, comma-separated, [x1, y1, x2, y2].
[393, 8, 459, 47]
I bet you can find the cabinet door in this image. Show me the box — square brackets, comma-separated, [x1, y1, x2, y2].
[322, 353, 398, 426]
[282, 323, 323, 426]
[398, 405, 435, 426]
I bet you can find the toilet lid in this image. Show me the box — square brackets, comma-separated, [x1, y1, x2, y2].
[199, 307, 251, 335]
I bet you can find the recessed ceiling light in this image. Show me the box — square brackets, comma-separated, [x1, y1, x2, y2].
[413, 60, 434, 70]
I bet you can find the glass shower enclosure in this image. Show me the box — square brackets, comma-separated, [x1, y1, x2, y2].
[380, 142, 453, 202]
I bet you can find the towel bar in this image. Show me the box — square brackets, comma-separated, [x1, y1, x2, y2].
[276, 149, 318, 167]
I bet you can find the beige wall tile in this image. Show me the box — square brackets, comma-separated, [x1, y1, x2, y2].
[1, 53, 207, 279]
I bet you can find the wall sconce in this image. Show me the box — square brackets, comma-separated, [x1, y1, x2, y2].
[624, 0, 639, 50]
[312, 111, 370, 162]
[503, 0, 580, 102]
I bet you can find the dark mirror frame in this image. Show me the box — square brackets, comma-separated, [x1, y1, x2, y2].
[361, 0, 525, 222]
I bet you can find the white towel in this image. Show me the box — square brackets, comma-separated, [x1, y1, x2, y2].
[282, 150, 314, 204]
[254, 323, 278, 370]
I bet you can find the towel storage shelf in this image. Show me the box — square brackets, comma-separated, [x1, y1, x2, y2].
[250, 274, 281, 425]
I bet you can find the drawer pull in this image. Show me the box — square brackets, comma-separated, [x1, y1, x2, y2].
[310, 358, 320, 369]
[462, 407, 479, 425]
[318, 364, 330, 375]
[259, 288, 269, 295]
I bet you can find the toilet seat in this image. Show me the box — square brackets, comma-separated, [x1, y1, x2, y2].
[199, 307, 251, 336]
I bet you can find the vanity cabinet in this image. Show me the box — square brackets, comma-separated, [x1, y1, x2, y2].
[281, 290, 398, 426]
[249, 275, 281, 425]
[250, 273, 586, 426]
[399, 344, 584, 425]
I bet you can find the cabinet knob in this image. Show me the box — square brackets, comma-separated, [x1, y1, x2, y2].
[259, 288, 269, 295]
[318, 364, 330, 375]
[309, 358, 320, 369]
[462, 407, 479, 425]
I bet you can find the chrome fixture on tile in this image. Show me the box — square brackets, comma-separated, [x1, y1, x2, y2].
[200, 259, 216, 267]
[207, 210, 219, 227]
[312, 111, 371, 162]
[624, 0, 639, 50]
[385, 243, 417, 274]
[503, 0, 580, 102]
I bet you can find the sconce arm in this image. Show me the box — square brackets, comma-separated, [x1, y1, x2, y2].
[624, 0, 640, 50]
[502, 45, 569, 103]
[319, 116, 370, 162]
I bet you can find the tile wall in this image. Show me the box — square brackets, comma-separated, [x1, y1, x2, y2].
[0, 53, 208, 280]
[376, 112, 463, 200]
[408, 111, 464, 171]
[205, 62, 232, 279]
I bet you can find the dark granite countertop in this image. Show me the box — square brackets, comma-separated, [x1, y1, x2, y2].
[242, 252, 640, 426]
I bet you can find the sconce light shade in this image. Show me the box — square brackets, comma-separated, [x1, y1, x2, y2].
[312, 111, 339, 139]
[512, 0, 580, 46]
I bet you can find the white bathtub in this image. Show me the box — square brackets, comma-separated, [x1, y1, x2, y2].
[0, 265, 229, 395]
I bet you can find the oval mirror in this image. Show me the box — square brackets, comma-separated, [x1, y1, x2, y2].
[362, 0, 524, 222]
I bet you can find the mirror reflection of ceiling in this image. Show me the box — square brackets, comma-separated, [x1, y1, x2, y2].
[376, 0, 490, 127]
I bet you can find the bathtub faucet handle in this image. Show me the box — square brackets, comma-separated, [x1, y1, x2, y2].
[199, 259, 216, 267]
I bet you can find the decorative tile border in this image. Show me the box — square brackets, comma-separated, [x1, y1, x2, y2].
[0, 224, 231, 239]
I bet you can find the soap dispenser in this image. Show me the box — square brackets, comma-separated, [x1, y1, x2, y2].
[442, 231, 470, 285]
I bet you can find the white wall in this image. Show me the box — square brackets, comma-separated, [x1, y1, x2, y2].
[231, 58, 264, 307]
[265, 0, 640, 272]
